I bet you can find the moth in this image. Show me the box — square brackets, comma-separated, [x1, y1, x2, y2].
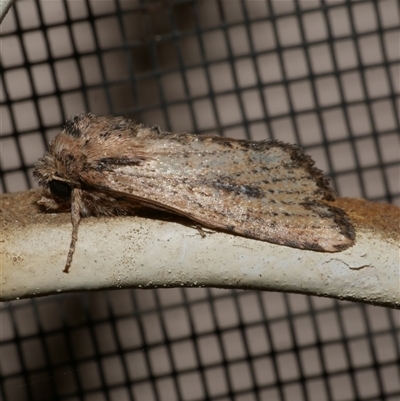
[33, 113, 355, 273]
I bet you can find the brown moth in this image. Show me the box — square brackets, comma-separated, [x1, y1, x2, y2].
[33, 113, 355, 273]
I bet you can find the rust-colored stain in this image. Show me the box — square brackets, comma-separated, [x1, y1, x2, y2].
[1, 189, 70, 231]
[334, 197, 399, 243]
[2, 190, 399, 244]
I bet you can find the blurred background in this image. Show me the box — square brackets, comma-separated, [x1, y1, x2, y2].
[0, 1, 399, 400]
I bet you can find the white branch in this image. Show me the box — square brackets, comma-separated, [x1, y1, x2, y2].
[1, 190, 399, 308]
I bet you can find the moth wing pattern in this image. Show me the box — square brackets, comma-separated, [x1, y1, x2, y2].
[78, 131, 355, 252]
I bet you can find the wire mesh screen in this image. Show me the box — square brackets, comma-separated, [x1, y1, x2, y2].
[0, 0, 399, 400]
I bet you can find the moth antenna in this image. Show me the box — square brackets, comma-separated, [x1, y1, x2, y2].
[63, 189, 82, 273]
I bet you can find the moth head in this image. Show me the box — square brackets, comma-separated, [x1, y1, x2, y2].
[33, 148, 77, 210]
[33, 115, 90, 209]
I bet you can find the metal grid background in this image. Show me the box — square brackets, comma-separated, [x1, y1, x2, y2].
[0, 1, 399, 400]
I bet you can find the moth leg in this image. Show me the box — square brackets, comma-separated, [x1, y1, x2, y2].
[63, 189, 83, 273]
[195, 224, 207, 238]
[37, 196, 60, 210]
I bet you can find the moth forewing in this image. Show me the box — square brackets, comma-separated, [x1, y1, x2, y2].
[33, 113, 355, 273]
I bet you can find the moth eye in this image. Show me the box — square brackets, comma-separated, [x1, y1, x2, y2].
[49, 180, 72, 201]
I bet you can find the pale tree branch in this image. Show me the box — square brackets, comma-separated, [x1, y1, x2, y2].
[1, 190, 399, 308]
